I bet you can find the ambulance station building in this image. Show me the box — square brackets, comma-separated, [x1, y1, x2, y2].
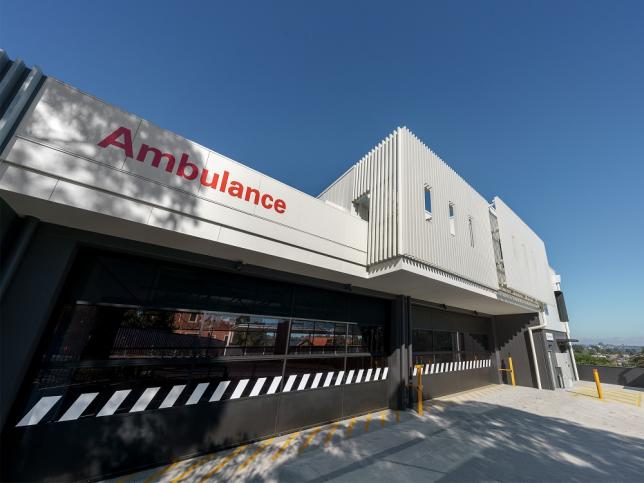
[0, 51, 576, 481]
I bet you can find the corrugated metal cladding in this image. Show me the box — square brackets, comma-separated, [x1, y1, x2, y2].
[319, 130, 400, 265]
[353, 131, 399, 265]
[399, 128, 499, 289]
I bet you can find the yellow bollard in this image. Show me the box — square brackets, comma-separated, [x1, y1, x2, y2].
[509, 356, 516, 387]
[593, 368, 603, 399]
[415, 364, 424, 415]
[499, 356, 516, 387]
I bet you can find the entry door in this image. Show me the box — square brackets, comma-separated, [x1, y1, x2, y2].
[548, 350, 562, 388]
[555, 352, 574, 388]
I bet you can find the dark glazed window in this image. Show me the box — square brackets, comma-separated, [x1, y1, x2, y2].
[346, 355, 387, 372]
[457, 332, 465, 351]
[19, 248, 391, 420]
[412, 329, 434, 352]
[424, 187, 432, 220]
[468, 217, 475, 247]
[284, 357, 345, 376]
[448, 202, 456, 236]
[292, 285, 349, 322]
[347, 323, 384, 355]
[288, 320, 348, 354]
[44, 306, 293, 361]
[434, 331, 454, 352]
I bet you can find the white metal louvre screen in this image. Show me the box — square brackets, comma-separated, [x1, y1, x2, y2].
[399, 128, 499, 289]
[352, 130, 400, 265]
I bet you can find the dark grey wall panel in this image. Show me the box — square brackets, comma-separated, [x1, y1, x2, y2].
[276, 387, 343, 433]
[555, 291, 569, 322]
[388, 296, 411, 409]
[342, 381, 388, 416]
[413, 369, 497, 400]
[0, 224, 77, 429]
[533, 330, 555, 390]
[578, 365, 644, 388]
[0, 197, 17, 245]
[5, 396, 280, 482]
[493, 313, 552, 390]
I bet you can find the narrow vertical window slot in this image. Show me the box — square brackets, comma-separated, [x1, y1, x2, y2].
[448, 202, 456, 236]
[468, 216, 475, 247]
[424, 187, 432, 220]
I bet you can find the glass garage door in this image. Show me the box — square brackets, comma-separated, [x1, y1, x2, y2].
[6, 249, 390, 481]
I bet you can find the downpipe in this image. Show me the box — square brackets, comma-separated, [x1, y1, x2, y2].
[565, 322, 580, 381]
[527, 312, 547, 390]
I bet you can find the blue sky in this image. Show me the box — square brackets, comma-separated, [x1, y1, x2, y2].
[2, 1, 643, 342]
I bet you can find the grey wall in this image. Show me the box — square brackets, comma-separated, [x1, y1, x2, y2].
[0, 197, 17, 246]
[389, 296, 411, 409]
[493, 314, 553, 390]
[577, 365, 644, 388]
[413, 368, 497, 400]
[1, 219, 77, 429]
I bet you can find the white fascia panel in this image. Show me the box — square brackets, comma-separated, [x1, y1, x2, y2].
[256, 174, 368, 252]
[217, 226, 366, 277]
[494, 196, 556, 305]
[49, 180, 153, 224]
[0, 162, 58, 200]
[2, 137, 367, 267]
[13, 78, 140, 168]
[147, 207, 222, 242]
[123, 119, 210, 196]
[2, 137, 186, 209]
[4, 78, 368, 261]
[197, 149, 263, 215]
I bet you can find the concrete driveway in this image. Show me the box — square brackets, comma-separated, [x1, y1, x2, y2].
[110, 383, 644, 482]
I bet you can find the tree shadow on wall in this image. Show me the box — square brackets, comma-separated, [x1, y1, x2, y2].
[4, 80, 206, 235]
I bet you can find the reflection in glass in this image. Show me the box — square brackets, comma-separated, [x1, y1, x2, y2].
[434, 331, 453, 352]
[412, 329, 434, 352]
[288, 320, 348, 354]
[412, 328, 492, 367]
[47, 305, 388, 361]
